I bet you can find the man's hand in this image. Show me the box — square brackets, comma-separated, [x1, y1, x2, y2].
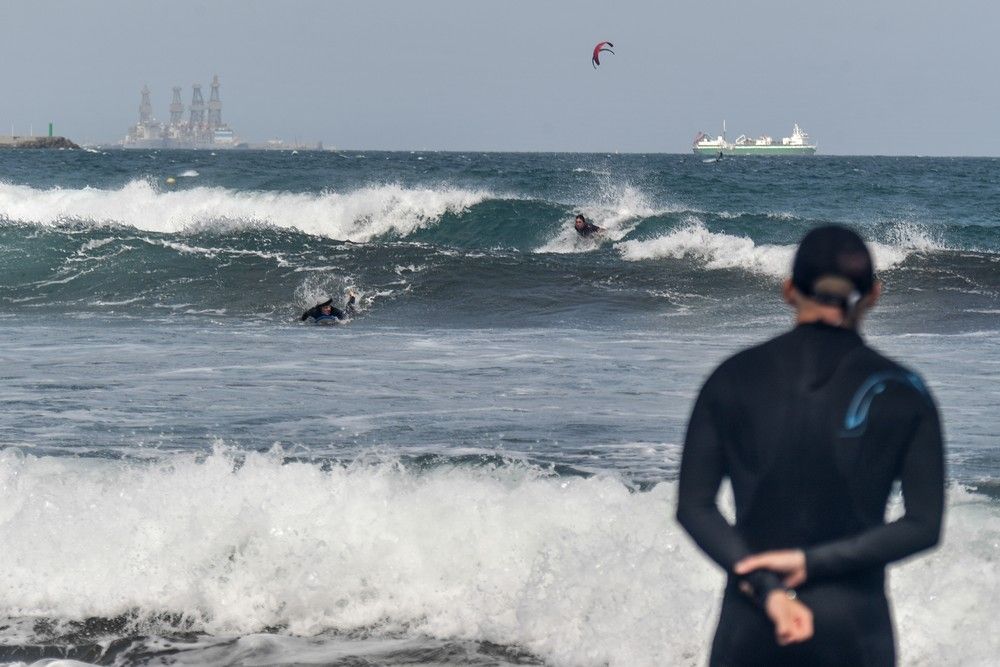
[735, 549, 807, 588]
[765, 590, 814, 645]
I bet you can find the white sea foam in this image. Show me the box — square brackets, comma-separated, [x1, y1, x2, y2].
[140, 237, 293, 267]
[616, 220, 929, 278]
[536, 183, 669, 254]
[891, 486, 1000, 666]
[616, 218, 794, 277]
[0, 180, 490, 243]
[178, 170, 200, 178]
[76, 237, 117, 253]
[0, 448, 996, 666]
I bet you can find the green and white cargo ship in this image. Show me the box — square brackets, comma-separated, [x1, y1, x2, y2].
[693, 122, 817, 156]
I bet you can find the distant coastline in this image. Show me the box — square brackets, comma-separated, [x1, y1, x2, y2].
[0, 136, 80, 149]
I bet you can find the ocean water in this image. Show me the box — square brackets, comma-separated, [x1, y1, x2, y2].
[0, 150, 998, 666]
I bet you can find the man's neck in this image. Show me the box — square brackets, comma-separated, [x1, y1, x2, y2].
[795, 306, 852, 329]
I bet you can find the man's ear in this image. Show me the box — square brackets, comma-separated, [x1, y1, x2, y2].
[862, 281, 882, 311]
[782, 278, 797, 306]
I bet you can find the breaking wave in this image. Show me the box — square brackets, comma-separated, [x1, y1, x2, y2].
[0, 177, 995, 325]
[0, 179, 492, 243]
[616, 219, 941, 278]
[616, 219, 796, 277]
[0, 448, 996, 666]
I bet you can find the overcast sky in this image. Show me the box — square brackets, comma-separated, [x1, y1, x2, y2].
[2, 0, 997, 155]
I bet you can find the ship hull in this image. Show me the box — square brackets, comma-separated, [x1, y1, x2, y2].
[122, 139, 237, 150]
[693, 145, 816, 156]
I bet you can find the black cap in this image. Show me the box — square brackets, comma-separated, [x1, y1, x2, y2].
[792, 225, 874, 308]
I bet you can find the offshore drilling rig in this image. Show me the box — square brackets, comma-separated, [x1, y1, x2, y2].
[124, 75, 239, 148]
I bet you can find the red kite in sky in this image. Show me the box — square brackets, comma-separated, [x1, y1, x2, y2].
[592, 41, 615, 69]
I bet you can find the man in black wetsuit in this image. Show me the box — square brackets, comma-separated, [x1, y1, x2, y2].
[676, 225, 944, 666]
[300, 290, 357, 322]
[574, 214, 603, 237]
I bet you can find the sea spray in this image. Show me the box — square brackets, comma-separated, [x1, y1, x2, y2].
[0, 448, 997, 666]
[535, 181, 671, 254]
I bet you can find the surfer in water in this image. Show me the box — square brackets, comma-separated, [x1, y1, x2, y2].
[301, 290, 357, 322]
[574, 214, 603, 238]
[676, 225, 944, 666]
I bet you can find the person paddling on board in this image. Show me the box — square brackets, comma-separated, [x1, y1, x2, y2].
[676, 225, 944, 666]
[574, 214, 603, 238]
[301, 290, 357, 322]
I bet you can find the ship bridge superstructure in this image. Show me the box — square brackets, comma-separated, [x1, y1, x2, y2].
[692, 122, 817, 156]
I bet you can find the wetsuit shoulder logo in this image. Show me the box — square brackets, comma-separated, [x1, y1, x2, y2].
[842, 370, 929, 436]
